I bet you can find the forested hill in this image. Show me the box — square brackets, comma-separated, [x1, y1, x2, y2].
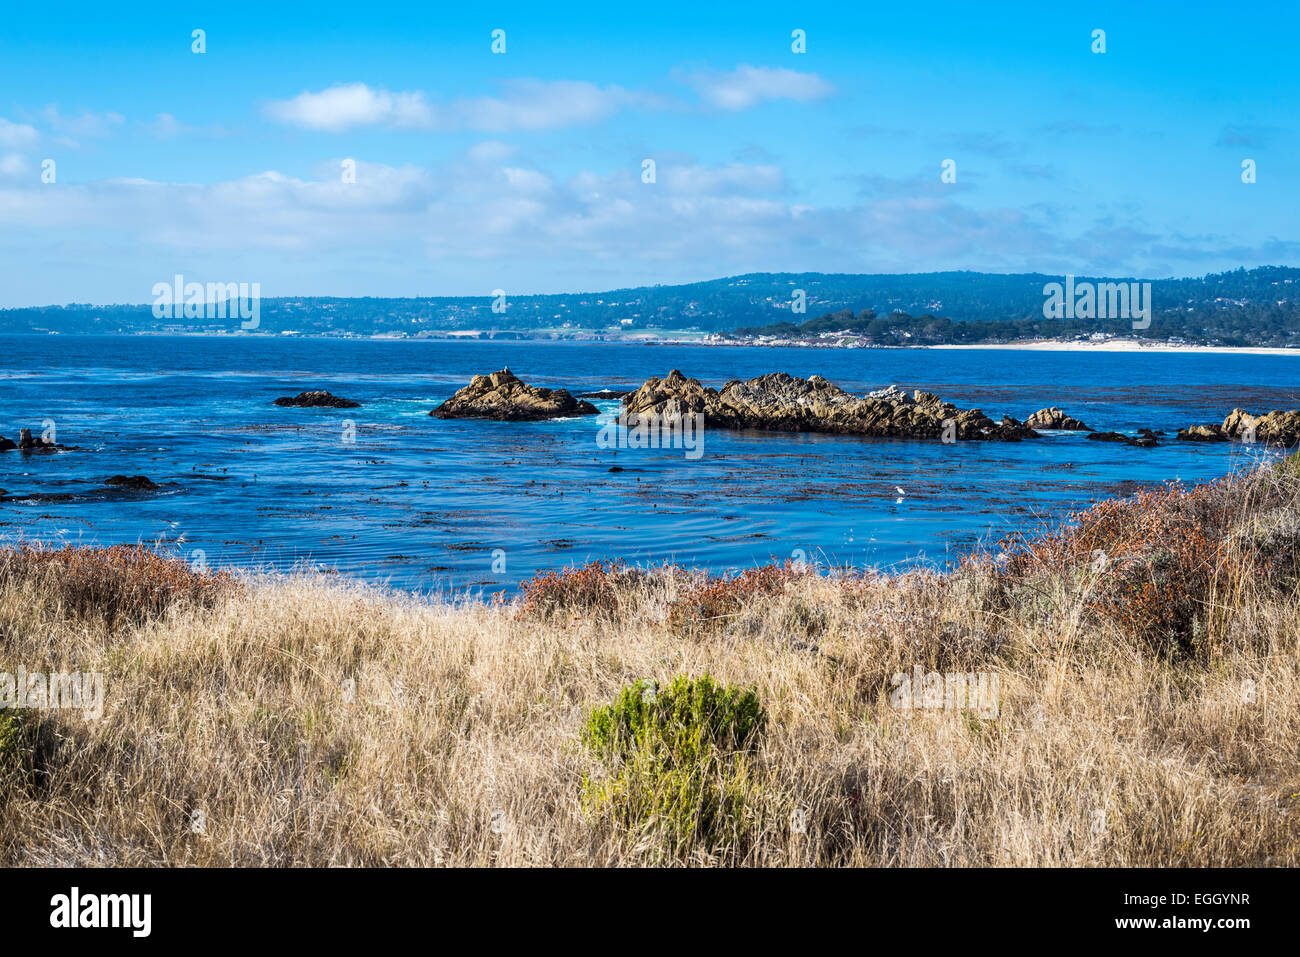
[2, 267, 1297, 347]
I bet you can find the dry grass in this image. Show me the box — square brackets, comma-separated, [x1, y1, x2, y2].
[2, 461, 1300, 866]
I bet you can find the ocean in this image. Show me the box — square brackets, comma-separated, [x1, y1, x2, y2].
[1, 334, 1293, 593]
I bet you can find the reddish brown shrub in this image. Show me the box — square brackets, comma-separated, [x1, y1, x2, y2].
[668, 562, 799, 639]
[0, 544, 236, 627]
[995, 480, 1246, 652]
[512, 560, 628, 618]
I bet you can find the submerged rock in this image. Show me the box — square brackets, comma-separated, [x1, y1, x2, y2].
[575, 389, 631, 400]
[620, 370, 1039, 441]
[431, 369, 599, 421]
[1026, 407, 1092, 431]
[1088, 429, 1158, 447]
[104, 475, 162, 490]
[273, 390, 360, 408]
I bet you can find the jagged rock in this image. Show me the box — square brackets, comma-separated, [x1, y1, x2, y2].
[104, 475, 161, 490]
[20, 428, 47, 449]
[431, 369, 599, 421]
[620, 370, 1040, 441]
[273, 390, 360, 408]
[1026, 407, 1092, 431]
[1176, 425, 1227, 442]
[8, 428, 59, 452]
[866, 384, 914, 405]
[1177, 408, 1300, 446]
[1222, 408, 1300, 446]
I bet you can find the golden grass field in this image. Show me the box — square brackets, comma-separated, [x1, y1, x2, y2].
[1, 457, 1298, 866]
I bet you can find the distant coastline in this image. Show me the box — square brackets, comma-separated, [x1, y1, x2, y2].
[927, 339, 1300, 357]
[6, 329, 1300, 356]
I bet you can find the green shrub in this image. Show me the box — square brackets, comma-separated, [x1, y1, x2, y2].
[580, 674, 767, 856]
[0, 711, 26, 798]
[0, 711, 18, 767]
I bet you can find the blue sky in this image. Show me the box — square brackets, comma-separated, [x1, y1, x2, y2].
[1, 0, 1297, 306]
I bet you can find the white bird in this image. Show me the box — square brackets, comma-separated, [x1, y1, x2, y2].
[895, 486, 906, 496]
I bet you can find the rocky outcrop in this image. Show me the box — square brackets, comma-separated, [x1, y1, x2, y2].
[1088, 429, 1159, 448]
[1026, 407, 1092, 431]
[273, 390, 360, 408]
[1223, 408, 1300, 445]
[0, 429, 59, 452]
[104, 475, 161, 491]
[431, 369, 599, 421]
[1176, 424, 1227, 443]
[1178, 408, 1300, 446]
[620, 370, 1039, 441]
[575, 389, 631, 400]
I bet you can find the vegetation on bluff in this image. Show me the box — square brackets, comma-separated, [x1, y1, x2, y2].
[1, 457, 1299, 864]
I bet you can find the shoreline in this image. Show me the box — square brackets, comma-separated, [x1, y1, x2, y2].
[5, 331, 1300, 356]
[926, 340, 1300, 356]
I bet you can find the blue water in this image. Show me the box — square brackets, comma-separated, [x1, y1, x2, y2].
[0, 334, 1294, 593]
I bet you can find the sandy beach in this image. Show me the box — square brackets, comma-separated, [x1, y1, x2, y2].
[928, 340, 1300, 356]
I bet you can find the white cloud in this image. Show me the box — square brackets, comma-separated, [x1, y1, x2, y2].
[660, 162, 786, 195]
[265, 80, 650, 133]
[6, 146, 1248, 303]
[0, 148, 1062, 298]
[0, 118, 39, 149]
[265, 83, 435, 132]
[465, 140, 518, 163]
[264, 68, 832, 136]
[143, 113, 230, 140]
[448, 80, 635, 131]
[38, 106, 125, 142]
[686, 65, 834, 110]
[0, 152, 30, 177]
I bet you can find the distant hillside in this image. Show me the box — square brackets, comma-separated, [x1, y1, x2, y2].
[2, 267, 1298, 347]
[731, 267, 1300, 348]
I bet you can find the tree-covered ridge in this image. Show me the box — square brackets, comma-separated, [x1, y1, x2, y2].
[732, 267, 1300, 347]
[2, 266, 1297, 347]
